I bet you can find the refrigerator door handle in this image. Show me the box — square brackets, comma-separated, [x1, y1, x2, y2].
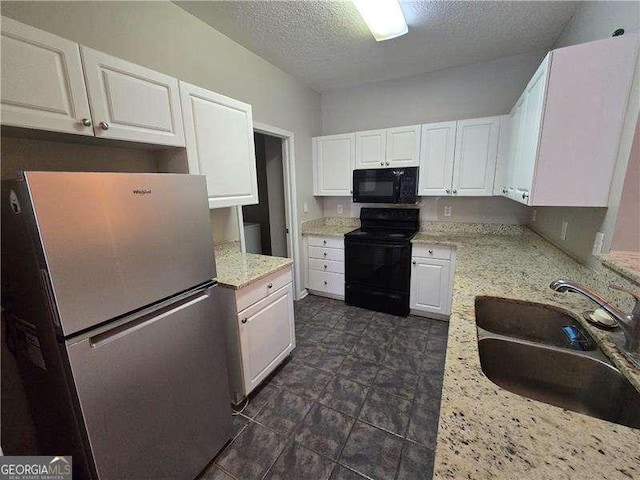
[89, 289, 210, 348]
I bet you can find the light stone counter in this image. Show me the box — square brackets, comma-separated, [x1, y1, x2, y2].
[301, 217, 359, 237]
[599, 251, 640, 286]
[410, 231, 640, 479]
[213, 242, 293, 289]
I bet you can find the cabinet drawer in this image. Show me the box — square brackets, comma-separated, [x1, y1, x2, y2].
[412, 244, 451, 260]
[308, 270, 344, 297]
[236, 266, 293, 313]
[309, 258, 344, 274]
[308, 246, 344, 262]
[308, 236, 344, 249]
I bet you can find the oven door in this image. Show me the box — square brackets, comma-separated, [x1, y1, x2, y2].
[353, 169, 398, 203]
[345, 239, 411, 293]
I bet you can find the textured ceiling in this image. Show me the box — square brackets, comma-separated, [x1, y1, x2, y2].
[176, 1, 579, 92]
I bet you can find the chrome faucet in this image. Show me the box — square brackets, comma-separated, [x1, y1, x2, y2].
[550, 278, 640, 368]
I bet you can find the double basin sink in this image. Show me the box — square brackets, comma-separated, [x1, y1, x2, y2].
[475, 297, 640, 429]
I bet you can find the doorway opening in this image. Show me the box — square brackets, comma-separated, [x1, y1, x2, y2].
[235, 122, 301, 299]
[242, 132, 287, 257]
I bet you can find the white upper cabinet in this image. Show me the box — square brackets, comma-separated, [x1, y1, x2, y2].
[355, 129, 386, 169]
[313, 133, 355, 196]
[417, 121, 456, 196]
[180, 81, 259, 209]
[81, 47, 185, 147]
[0, 17, 93, 136]
[386, 125, 421, 167]
[502, 35, 639, 206]
[501, 56, 549, 205]
[452, 116, 501, 196]
[417, 117, 500, 197]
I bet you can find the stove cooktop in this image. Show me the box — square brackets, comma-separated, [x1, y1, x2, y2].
[345, 228, 417, 242]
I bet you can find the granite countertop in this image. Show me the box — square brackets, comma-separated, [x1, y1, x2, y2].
[598, 251, 640, 286]
[301, 217, 359, 238]
[213, 242, 293, 289]
[302, 224, 357, 237]
[411, 231, 640, 479]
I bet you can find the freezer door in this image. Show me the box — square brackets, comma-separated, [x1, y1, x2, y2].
[25, 171, 215, 336]
[66, 284, 231, 480]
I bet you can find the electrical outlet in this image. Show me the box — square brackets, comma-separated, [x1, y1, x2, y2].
[337, 204, 343, 214]
[561, 220, 568, 241]
[303, 202, 308, 213]
[444, 205, 452, 217]
[592, 232, 605, 255]
[532, 209, 537, 222]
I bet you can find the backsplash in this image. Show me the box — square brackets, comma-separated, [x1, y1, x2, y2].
[322, 196, 530, 225]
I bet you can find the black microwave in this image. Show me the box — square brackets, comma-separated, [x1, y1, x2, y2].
[352, 167, 418, 204]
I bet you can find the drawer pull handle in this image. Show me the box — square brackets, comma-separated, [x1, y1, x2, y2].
[429, 249, 433, 254]
[323, 240, 327, 245]
[267, 283, 273, 289]
[324, 265, 327, 269]
[324, 281, 328, 285]
[241, 318, 247, 324]
[323, 252, 327, 257]
[412, 261, 416, 265]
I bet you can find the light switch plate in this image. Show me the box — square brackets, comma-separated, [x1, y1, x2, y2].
[532, 209, 537, 222]
[337, 204, 343, 214]
[444, 205, 452, 217]
[303, 202, 308, 213]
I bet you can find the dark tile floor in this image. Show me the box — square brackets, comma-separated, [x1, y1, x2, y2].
[201, 295, 448, 480]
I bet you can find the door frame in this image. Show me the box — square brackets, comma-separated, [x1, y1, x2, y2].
[237, 121, 302, 300]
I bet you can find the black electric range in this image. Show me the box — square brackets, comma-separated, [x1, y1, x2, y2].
[345, 208, 419, 316]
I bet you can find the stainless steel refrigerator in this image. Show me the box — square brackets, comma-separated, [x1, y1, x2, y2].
[1, 172, 232, 479]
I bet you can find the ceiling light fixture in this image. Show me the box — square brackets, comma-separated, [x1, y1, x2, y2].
[353, 0, 408, 42]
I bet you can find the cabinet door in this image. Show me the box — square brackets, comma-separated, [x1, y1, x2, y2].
[451, 116, 500, 196]
[410, 257, 451, 316]
[238, 284, 295, 394]
[355, 129, 387, 169]
[81, 47, 185, 146]
[418, 121, 456, 196]
[503, 99, 525, 200]
[0, 17, 92, 136]
[513, 55, 549, 205]
[180, 81, 259, 208]
[313, 133, 355, 196]
[386, 125, 421, 167]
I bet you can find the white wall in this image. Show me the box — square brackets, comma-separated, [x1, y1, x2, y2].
[321, 51, 545, 135]
[529, 1, 640, 266]
[323, 196, 529, 225]
[1, 1, 323, 283]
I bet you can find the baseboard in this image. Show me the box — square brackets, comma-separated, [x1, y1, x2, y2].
[307, 289, 345, 301]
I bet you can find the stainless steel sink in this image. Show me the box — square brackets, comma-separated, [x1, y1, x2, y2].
[475, 297, 640, 429]
[475, 296, 594, 350]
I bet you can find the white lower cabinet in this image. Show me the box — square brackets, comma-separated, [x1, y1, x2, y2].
[410, 245, 456, 318]
[220, 267, 295, 404]
[306, 235, 345, 299]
